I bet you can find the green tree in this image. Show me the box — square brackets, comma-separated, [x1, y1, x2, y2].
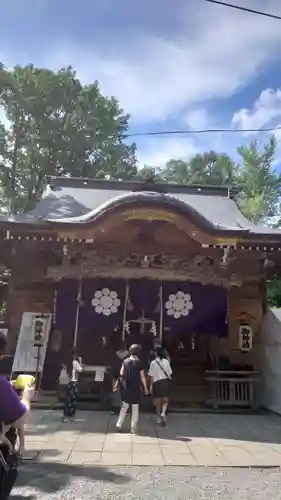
[236, 136, 281, 223]
[159, 137, 281, 223]
[0, 64, 137, 213]
[267, 279, 281, 308]
[136, 165, 163, 182]
[160, 152, 238, 185]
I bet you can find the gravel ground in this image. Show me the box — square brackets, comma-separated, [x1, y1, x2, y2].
[11, 464, 281, 500]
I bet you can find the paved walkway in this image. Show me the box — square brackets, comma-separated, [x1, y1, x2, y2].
[24, 410, 281, 467]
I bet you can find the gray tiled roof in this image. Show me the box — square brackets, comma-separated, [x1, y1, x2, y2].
[8, 177, 281, 237]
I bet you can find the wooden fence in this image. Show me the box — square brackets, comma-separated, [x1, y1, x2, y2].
[205, 370, 259, 410]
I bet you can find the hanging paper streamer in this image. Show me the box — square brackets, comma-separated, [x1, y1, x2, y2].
[126, 292, 134, 312]
[191, 332, 197, 351]
[122, 282, 130, 341]
[150, 321, 157, 337]
[52, 289, 58, 326]
[125, 321, 130, 336]
[73, 248, 85, 348]
[159, 282, 163, 341]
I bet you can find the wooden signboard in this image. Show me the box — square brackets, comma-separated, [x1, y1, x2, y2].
[12, 312, 52, 373]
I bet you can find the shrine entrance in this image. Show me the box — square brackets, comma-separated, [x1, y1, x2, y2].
[54, 276, 228, 407]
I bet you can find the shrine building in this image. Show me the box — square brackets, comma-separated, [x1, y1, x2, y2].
[1, 176, 281, 409]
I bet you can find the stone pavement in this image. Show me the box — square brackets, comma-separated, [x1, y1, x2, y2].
[23, 410, 281, 467]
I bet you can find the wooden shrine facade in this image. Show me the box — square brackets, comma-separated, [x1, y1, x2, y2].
[1, 176, 281, 408]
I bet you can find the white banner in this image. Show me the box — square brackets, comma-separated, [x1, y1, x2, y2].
[12, 312, 52, 373]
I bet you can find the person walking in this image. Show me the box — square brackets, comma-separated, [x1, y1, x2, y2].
[148, 346, 172, 427]
[110, 341, 129, 415]
[115, 344, 148, 434]
[62, 349, 82, 422]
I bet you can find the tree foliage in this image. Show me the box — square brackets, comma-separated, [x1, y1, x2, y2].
[160, 152, 238, 186]
[159, 136, 281, 224]
[267, 279, 281, 308]
[158, 137, 281, 307]
[236, 136, 281, 223]
[0, 64, 137, 212]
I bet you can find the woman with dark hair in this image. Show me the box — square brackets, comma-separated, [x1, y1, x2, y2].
[62, 349, 83, 422]
[115, 344, 148, 434]
[148, 346, 172, 427]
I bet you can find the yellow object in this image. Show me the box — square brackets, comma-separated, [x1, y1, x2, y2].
[13, 374, 36, 390]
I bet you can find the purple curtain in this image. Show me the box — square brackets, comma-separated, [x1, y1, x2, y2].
[163, 281, 227, 339]
[55, 278, 228, 363]
[55, 279, 79, 354]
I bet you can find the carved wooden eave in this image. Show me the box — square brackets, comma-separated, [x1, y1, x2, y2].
[46, 251, 244, 288]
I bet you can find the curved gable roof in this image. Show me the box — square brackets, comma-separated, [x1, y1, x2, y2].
[6, 177, 281, 240]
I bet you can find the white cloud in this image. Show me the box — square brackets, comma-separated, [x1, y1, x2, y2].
[137, 136, 198, 167]
[185, 109, 209, 130]
[2, 1, 281, 166]
[232, 88, 281, 134]
[48, 1, 281, 123]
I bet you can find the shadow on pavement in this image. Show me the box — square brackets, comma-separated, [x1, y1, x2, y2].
[26, 410, 281, 445]
[15, 460, 131, 494]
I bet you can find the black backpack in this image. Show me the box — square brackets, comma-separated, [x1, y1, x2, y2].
[0, 418, 20, 500]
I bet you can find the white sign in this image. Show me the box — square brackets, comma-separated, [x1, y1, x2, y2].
[12, 312, 52, 373]
[239, 324, 253, 352]
[94, 367, 105, 382]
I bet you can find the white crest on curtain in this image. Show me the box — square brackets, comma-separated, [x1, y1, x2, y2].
[165, 290, 193, 319]
[92, 288, 121, 316]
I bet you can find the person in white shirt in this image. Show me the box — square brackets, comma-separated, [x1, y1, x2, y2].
[148, 346, 172, 426]
[62, 349, 83, 422]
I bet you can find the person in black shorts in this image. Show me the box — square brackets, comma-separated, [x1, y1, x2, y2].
[148, 346, 172, 426]
[115, 344, 148, 434]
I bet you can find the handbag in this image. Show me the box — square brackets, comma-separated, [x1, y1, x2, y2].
[155, 359, 171, 380]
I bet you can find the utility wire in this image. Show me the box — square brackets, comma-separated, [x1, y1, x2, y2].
[125, 126, 281, 138]
[124, 1, 281, 140]
[204, 0, 281, 20]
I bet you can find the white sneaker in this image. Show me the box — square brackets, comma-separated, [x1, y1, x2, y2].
[131, 426, 138, 434]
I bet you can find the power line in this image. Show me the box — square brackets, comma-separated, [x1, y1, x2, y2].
[204, 0, 281, 20]
[125, 126, 281, 138]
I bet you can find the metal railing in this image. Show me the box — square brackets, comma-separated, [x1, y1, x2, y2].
[205, 370, 259, 410]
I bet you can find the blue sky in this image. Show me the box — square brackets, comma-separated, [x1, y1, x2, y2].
[1, 0, 281, 167]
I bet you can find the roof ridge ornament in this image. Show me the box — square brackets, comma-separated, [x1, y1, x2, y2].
[140, 167, 156, 184]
